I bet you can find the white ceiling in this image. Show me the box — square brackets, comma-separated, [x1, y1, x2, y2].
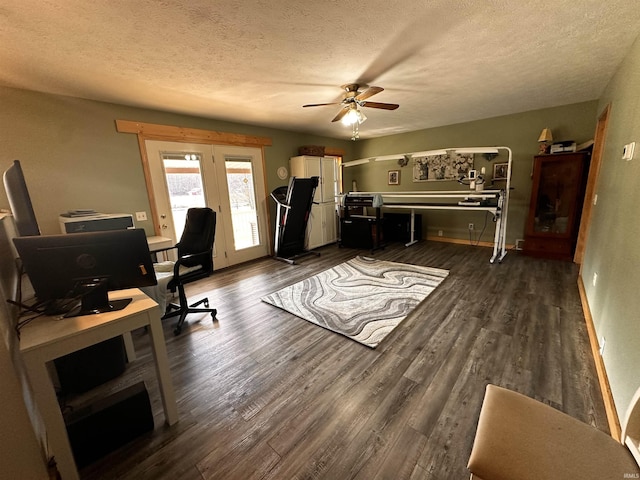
[2, 0, 640, 141]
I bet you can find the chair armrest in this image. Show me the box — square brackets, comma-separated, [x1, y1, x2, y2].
[173, 250, 212, 276]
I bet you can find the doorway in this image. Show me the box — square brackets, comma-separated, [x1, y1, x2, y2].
[144, 140, 270, 269]
[574, 104, 610, 264]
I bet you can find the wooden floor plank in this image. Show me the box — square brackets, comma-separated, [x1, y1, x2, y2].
[77, 240, 608, 480]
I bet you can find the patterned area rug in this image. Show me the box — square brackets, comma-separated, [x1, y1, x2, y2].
[261, 256, 449, 348]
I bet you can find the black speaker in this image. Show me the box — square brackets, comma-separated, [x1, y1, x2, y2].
[65, 382, 154, 468]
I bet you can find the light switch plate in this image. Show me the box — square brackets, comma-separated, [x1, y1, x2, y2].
[623, 142, 635, 161]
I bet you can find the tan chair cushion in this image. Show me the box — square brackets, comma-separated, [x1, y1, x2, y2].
[468, 384, 640, 480]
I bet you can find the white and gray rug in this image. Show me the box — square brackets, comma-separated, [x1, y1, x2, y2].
[261, 256, 449, 348]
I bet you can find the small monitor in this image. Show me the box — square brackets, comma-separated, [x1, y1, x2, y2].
[13, 229, 157, 317]
[3, 160, 41, 236]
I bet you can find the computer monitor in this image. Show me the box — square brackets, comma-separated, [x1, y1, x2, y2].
[2, 160, 41, 236]
[13, 229, 157, 317]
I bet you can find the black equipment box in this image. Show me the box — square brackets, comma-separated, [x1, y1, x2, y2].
[340, 216, 384, 250]
[383, 212, 423, 243]
[65, 381, 154, 468]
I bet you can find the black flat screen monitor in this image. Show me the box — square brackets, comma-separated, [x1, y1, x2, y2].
[2, 160, 41, 236]
[13, 229, 157, 317]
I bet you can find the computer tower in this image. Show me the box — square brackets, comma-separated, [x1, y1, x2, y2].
[64, 381, 154, 468]
[54, 336, 127, 395]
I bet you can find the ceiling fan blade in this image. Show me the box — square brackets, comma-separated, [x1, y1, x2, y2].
[331, 107, 350, 122]
[303, 102, 341, 108]
[361, 101, 399, 110]
[355, 86, 383, 101]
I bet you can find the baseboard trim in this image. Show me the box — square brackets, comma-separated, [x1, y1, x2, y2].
[425, 235, 513, 250]
[577, 275, 621, 439]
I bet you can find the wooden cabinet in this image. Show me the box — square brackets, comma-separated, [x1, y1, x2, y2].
[523, 152, 589, 260]
[290, 155, 338, 249]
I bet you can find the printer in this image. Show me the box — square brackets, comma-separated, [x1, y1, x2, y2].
[59, 211, 134, 234]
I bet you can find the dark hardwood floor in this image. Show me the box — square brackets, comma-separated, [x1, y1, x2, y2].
[79, 240, 607, 479]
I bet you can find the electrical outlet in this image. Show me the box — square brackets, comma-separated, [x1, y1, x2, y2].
[135, 211, 147, 221]
[438, 230, 443, 237]
[515, 239, 525, 250]
[592, 272, 598, 287]
[468, 223, 474, 231]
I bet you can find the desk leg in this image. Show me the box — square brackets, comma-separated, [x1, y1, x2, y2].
[23, 357, 80, 480]
[405, 209, 419, 247]
[147, 313, 179, 425]
[122, 332, 137, 362]
[490, 211, 505, 263]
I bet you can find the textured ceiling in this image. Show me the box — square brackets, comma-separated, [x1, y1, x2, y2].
[1, 0, 640, 140]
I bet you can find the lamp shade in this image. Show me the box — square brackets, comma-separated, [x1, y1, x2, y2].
[538, 128, 553, 143]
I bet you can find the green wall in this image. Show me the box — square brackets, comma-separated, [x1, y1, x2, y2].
[344, 102, 599, 243]
[0, 86, 354, 236]
[581, 33, 640, 416]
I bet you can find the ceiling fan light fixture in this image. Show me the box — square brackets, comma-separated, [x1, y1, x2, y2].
[341, 105, 366, 126]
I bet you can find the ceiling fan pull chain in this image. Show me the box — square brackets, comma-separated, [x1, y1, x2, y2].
[351, 122, 359, 141]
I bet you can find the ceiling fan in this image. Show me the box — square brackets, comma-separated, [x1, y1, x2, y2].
[303, 83, 399, 122]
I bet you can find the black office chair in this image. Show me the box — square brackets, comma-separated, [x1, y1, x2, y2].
[156, 207, 217, 335]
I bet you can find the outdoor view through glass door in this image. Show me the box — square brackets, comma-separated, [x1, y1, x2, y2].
[144, 140, 269, 269]
[162, 152, 207, 240]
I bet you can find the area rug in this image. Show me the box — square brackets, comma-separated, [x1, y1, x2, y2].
[261, 256, 449, 348]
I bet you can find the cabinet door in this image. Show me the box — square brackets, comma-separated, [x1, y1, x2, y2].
[321, 202, 337, 244]
[306, 203, 337, 250]
[526, 154, 585, 237]
[306, 204, 323, 250]
[290, 156, 322, 202]
[319, 157, 338, 203]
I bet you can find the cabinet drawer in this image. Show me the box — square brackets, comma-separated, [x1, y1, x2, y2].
[522, 236, 572, 259]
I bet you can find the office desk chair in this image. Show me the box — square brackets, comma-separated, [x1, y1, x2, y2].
[153, 207, 217, 335]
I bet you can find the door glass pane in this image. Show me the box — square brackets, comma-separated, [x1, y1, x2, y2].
[533, 160, 579, 234]
[225, 157, 258, 250]
[162, 153, 206, 238]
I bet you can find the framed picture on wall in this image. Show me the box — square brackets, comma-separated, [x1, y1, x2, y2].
[388, 170, 400, 185]
[493, 162, 509, 180]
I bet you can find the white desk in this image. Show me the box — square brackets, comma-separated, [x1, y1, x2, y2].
[345, 190, 508, 263]
[19, 288, 178, 480]
[147, 235, 173, 251]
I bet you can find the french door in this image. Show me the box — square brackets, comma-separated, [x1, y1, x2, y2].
[144, 140, 270, 269]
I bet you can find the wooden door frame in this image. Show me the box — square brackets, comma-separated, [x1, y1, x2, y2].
[574, 104, 610, 264]
[115, 120, 272, 237]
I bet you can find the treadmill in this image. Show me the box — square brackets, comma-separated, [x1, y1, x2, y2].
[270, 176, 319, 264]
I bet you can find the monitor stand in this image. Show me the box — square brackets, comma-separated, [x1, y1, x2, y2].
[64, 279, 132, 318]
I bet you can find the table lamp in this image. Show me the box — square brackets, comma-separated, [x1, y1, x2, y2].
[538, 128, 553, 154]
